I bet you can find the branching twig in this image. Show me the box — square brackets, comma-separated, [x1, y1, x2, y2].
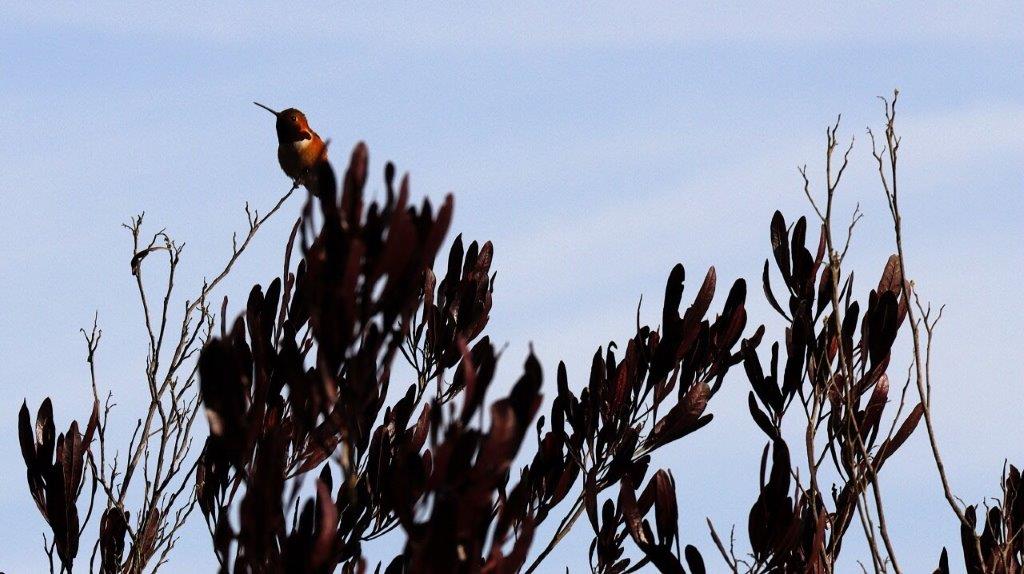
[868, 90, 986, 571]
[79, 183, 297, 571]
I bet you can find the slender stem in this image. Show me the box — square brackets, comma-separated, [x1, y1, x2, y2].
[522, 495, 585, 574]
[818, 119, 899, 573]
[707, 518, 740, 573]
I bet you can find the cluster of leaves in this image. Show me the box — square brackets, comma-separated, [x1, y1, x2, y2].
[380, 346, 543, 573]
[731, 210, 924, 571]
[194, 144, 461, 571]
[191, 141, 757, 573]
[933, 465, 1024, 573]
[18, 399, 100, 571]
[591, 469, 707, 574]
[411, 232, 494, 389]
[541, 263, 751, 574]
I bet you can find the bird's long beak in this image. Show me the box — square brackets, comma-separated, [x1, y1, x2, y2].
[253, 101, 280, 116]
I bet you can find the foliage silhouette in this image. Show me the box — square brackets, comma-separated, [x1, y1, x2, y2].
[16, 95, 1017, 573]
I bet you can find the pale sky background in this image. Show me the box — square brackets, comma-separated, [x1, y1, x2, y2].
[1, 2, 1022, 572]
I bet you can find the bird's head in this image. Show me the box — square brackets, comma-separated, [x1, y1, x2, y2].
[254, 102, 313, 143]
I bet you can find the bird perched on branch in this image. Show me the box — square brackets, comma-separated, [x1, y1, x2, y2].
[254, 102, 328, 189]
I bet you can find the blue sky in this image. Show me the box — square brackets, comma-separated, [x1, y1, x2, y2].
[1, 2, 1022, 572]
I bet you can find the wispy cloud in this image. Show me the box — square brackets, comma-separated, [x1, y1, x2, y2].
[490, 101, 1024, 308]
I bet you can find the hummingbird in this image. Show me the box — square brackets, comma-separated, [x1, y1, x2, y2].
[254, 102, 328, 188]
